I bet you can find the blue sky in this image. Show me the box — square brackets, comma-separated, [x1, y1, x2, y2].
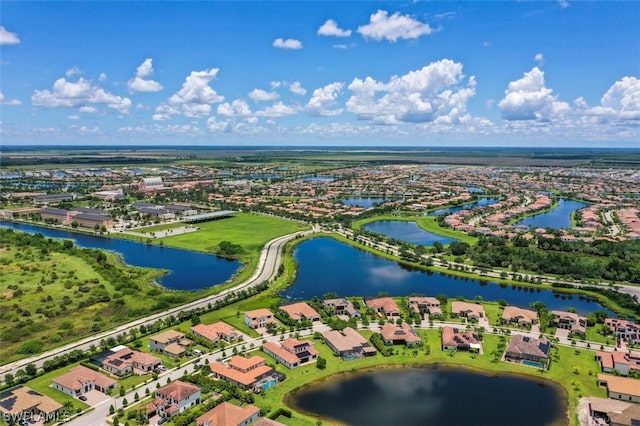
[0, 1, 638, 146]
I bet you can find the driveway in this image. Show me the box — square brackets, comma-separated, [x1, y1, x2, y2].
[82, 389, 111, 406]
[555, 328, 570, 340]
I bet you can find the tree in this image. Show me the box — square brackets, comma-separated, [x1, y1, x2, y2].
[4, 373, 14, 387]
[25, 363, 37, 377]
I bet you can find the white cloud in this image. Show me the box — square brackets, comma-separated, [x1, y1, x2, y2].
[600, 76, 640, 119]
[248, 88, 279, 102]
[255, 101, 297, 118]
[66, 66, 83, 77]
[128, 58, 163, 93]
[318, 19, 352, 37]
[346, 59, 476, 124]
[99, 73, 107, 82]
[289, 81, 307, 96]
[217, 99, 252, 117]
[534, 53, 545, 66]
[32, 77, 132, 112]
[0, 92, 21, 106]
[79, 106, 97, 113]
[273, 38, 303, 50]
[498, 67, 569, 121]
[155, 68, 224, 119]
[357, 10, 434, 42]
[68, 115, 80, 120]
[306, 82, 344, 117]
[0, 26, 20, 45]
[559, 0, 569, 9]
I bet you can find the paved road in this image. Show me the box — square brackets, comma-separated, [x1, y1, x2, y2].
[0, 227, 317, 381]
[602, 209, 621, 236]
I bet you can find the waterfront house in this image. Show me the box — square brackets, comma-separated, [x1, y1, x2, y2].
[149, 330, 191, 357]
[196, 402, 260, 426]
[322, 327, 377, 360]
[262, 338, 318, 369]
[380, 323, 422, 346]
[52, 365, 117, 397]
[450, 301, 485, 320]
[597, 374, 640, 403]
[209, 356, 284, 393]
[551, 310, 587, 336]
[596, 351, 640, 377]
[323, 298, 361, 318]
[502, 306, 539, 327]
[605, 319, 640, 345]
[504, 335, 551, 368]
[366, 297, 401, 317]
[279, 302, 321, 322]
[408, 296, 442, 318]
[441, 326, 481, 352]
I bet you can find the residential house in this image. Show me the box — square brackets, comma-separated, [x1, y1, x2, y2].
[279, 302, 321, 322]
[150, 380, 201, 418]
[244, 309, 277, 330]
[150, 330, 191, 357]
[322, 327, 377, 360]
[52, 365, 117, 397]
[596, 351, 640, 377]
[323, 298, 360, 318]
[551, 310, 587, 336]
[380, 323, 422, 346]
[262, 338, 318, 369]
[253, 419, 286, 426]
[587, 397, 637, 426]
[441, 326, 481, 352]
[598, 374, 640, 403]
[502, 306, 539, 327]
[101, 346, 162, 376]
[366, 297, 401, 317]
[408, 297, 442, 318]
[209, 356, 284, 393]
[196, 402, 260, 426]
[606, 319, 640, 345]
[504, 335, 551, 368]
[191, 322, 241, 344]
[0, 386, 63, 422]
[450, 301, 485, 320]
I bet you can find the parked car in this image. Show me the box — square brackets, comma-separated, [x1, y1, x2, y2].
[79, 395, 88, 401]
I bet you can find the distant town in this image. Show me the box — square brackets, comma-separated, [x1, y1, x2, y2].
[0, 148, 639, 426]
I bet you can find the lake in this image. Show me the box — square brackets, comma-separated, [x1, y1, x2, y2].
[342, 197, 390, 209]
[0, 221, 240, 291]
[363, 221, 456, 246]
[516, 199, 589, 229]
[427, 197, 499, 216]
[289, 367, 567, 426]
[281, 237, 610, 315]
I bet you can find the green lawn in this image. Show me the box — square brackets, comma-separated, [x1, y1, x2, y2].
[252, 329, 604, 426]
[22, 361, 91, 412]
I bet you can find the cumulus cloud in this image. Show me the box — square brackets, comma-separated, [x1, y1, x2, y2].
[306, 82, 344, 117]
[0, 92, 21, 106]
[66, 66, 83, 77]
[273, 38, 303, 49]
[498, 67, 569, 121]
[575, 76, 640, 122]
[558, 0, 569, 9]
[154, 68, 223, 120]
[128, 58, 163, 93]
[289, 81, 307, 96]
[318, 19, 352, 37]
[346, 59, 476, 124]
[0, 26, 20, 45]
[534, 53, 545, 66]
[255, 101, 297, 118]
[357, 10, 434, 42]
[99, 73, 107, 82]
[248, 88, 279, 102]
[217, 99, 252, 117]
[32, 77, 132, 112]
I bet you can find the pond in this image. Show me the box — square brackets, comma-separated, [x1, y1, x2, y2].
[363, 221, 456, 246]
[342, 198, 390, 209]
[427, 197, 499, 216]
[0, 221, 241, 291]
[280, 237, 610, 315]
[289, 366, 567, 426]
[297, 176, 335, 182]
[516, 199, 589, 229]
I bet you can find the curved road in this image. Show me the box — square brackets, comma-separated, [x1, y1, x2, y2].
[0, 227, 316, 381]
